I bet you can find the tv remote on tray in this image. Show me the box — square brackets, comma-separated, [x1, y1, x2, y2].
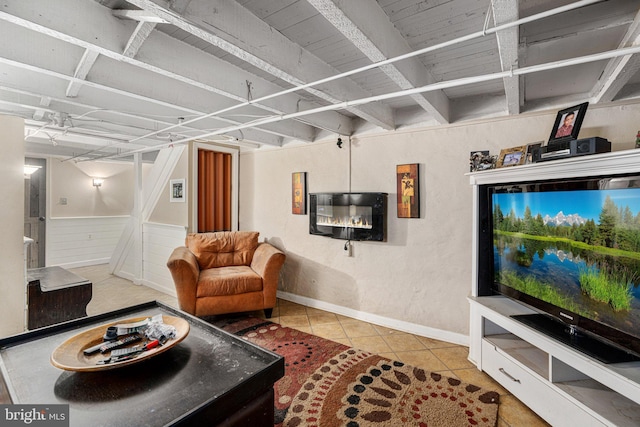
[98, 334, 142, 354]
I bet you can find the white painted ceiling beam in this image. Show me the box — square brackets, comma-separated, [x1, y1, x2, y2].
[307, 0, 450, 124]
[591, 8, 640, 103]
[66, 49, 100, 98]
[33, 96, 51, 121]
[123, 21, 157, 58]
[0, 0, 348, 139]
[125, 0, 395, 130]
[492, 0, 521, 115]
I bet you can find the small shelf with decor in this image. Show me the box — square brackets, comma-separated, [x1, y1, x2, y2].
[468, 149, 640, 426]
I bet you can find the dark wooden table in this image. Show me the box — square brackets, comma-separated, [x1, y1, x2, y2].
[0, 301, 284, 426]
[27, 266, 93, 329]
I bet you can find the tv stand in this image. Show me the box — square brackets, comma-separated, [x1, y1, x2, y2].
[469, 296, 640, 426]
[468, 150, 640, 426]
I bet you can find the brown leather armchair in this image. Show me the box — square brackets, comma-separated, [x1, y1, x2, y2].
[167, 231, 285, 318]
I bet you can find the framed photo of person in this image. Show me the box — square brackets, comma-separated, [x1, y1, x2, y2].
[497, 145, 527, 168]
[548, 102, 589, 144]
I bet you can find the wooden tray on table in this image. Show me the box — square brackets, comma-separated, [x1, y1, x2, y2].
[50, 314, 189, 372]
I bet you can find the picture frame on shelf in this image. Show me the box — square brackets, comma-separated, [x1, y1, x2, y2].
[548, 102, 589, 144]
[525, 142, 543, 164]
[470, 151, 496, 172]
[292, 172, 307, 215]
[497, 145, 527, 168]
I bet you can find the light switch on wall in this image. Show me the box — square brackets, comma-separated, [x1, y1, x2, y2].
[59, 197, 67, 205]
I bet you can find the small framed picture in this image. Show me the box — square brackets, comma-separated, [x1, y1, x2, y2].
[292, 172, 307, 215]
[397, 164, 420, 218]
[170, 178, 185, 202]
[497, 146, 527, 168]
[548, 102, 589, 144]
[470, 151, 496, 172]
[525, 142, 543, 164]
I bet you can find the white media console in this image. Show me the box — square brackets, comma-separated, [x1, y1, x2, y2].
[468, 149, 640, 426]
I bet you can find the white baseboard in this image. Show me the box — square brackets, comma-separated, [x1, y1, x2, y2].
[142, 279, 177, 298]
[276, 291, 469, 347]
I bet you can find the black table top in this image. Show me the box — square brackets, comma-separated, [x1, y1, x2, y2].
[0, 302, 284, 426]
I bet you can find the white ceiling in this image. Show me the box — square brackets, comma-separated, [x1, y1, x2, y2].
[1, 0, 639, 161]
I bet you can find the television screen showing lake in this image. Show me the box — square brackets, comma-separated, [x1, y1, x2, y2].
[492, 187, 640, 338]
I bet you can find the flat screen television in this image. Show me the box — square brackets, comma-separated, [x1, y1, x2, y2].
[478, 174, 640, 363]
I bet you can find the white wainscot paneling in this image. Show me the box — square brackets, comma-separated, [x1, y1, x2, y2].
[142, 222, 187, 297]
[47, 217, 129, 268]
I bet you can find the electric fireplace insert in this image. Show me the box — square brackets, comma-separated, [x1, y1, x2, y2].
[309, 193, 387, 241]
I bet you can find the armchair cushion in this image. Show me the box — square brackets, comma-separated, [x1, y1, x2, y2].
[186, 231, 259, 269]
[197, 266, 262, 297]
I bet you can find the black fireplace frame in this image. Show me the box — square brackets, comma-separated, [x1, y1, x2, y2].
[309, 192, 387, 241]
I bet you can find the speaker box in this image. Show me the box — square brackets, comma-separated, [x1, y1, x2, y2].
[533, 137, 610, 162]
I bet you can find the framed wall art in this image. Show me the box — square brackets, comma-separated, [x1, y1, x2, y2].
[292, 172, 307, 215]
[397, 164, 419, 218]
[497, 146, 527, 168]
[170, 178, 185, 202]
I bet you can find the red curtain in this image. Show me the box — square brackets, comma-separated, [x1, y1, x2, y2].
[198, 149, 232, 232]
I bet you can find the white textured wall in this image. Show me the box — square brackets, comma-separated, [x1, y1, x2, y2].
[239, 102, 640, 339]
[0, 115, 25, 336]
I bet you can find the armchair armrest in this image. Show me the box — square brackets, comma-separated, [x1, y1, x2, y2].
[251, 243, 286, 307]
[167, 246, 200, 314]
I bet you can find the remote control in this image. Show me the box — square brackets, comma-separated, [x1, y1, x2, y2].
[111, 346, 143, 357]
[99, 334, 142, 354]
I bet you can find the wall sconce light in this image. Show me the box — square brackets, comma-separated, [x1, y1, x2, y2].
[92, 178, 104, 187]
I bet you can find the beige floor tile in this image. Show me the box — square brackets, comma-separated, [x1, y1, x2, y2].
[382, 333, 426, 352]
[395, 350, 449, 372]
[278, 303, 308, 316]
[350, 335, 393, 354]
[372, 324, 403, 335]
[310, 323, 347, 340]
[307, 312, 339, 325]
[431, 346, 476, 370]
[278, 315, 311, 329]
[498, 395, 550, 427]
[340, 320, 378, 337]
[414, 335, 458, 349]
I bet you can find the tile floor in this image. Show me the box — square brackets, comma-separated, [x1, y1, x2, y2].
[72, 264, 549, 427]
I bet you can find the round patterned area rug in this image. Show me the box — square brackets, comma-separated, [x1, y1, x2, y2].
[214, 316, 499, 427]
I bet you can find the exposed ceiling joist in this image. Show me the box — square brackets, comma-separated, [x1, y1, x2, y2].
[591, 7, 640, 103]
[66, 49, 100, 97]
[0, 1, 349, 140]
[307, 0, 450, 124]
[125, 0, 395, 130]
[492, 0, 521, 115]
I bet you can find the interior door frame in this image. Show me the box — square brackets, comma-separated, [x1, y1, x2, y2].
[24, 156, 47, 268]
[191, 142, 239, 232]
